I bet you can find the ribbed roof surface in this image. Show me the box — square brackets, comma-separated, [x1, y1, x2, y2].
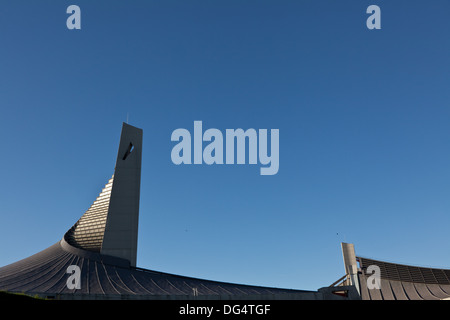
[358, 257, 450, 284]
[357, 256, 450, 300]
[0, 239, 316, 299]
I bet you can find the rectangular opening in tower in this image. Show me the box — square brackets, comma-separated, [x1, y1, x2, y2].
[122, 143, 134, 160]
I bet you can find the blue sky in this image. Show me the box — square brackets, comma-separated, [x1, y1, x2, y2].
[0, 1, 449, 291]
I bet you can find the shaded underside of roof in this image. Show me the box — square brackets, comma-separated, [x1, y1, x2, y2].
[357, 256, 450, 300]
[0, 240, 320, 300]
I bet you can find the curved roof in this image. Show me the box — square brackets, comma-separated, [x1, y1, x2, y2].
[357, 256, 450, 300]
[0, 238, 318, 299]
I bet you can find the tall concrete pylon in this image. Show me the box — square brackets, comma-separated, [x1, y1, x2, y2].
[341, 242, 360, 295]
[65, 123, 143, 267]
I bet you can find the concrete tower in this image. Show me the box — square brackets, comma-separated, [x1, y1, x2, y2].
[65, 123, 143, 267]
[341, 242, 360, 295]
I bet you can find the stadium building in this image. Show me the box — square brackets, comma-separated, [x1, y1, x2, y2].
[1, 123, 449, 300]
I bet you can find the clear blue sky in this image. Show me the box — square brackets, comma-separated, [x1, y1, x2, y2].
[1, 1, 449, 291]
